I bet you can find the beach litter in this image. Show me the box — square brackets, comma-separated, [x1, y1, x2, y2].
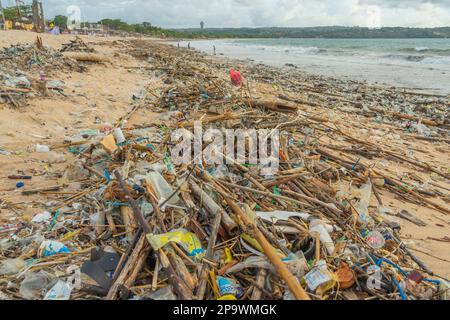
[0, 38, 449, 301]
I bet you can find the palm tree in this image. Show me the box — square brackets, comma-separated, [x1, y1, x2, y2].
[0, 0, 6, 29]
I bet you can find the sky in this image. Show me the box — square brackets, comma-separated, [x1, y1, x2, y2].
[5, 0, 450, 28]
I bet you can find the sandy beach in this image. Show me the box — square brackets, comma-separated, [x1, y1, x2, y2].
[0, 30, 449, 299]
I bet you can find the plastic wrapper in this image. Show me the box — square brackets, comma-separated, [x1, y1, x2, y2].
[217, 276, 244, 299]
[146, 229, 205, 261]
[145, 172, 180, 208]
[256, 211, 310, 223]
[38, 240, 70, 258]
[304, 260, 336, 292]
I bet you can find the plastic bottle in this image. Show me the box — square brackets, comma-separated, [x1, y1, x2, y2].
[36, 144, 50, 153]
[37, 71, 48, 96]
[145, 171, 180, 207]
[355, 182, 374, 226]
[366, 230, 386, 250]
[113, 128, 126, 145]
[303, 260, 336, 292]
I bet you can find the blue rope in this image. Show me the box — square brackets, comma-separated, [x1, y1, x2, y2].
[390, 275, 407, 300]
[374, 255, 442, 285]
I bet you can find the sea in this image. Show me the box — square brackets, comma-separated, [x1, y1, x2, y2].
[178, 38, 450, 94]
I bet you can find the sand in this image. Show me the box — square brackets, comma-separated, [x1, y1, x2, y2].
[0, 30, 449, 280]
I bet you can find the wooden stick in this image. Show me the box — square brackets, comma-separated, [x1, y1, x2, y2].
[114, 171, 194, 299]
[251, 269, 268, 300]
[217, 179, 310, 208]
[106, 232, 150, 299]
[315, 232, 321, 262]
[189, 180, 238, 234]
[196, 204, 222, 300]
[197, 170, 311, 300]
[120, 206, 138, 238]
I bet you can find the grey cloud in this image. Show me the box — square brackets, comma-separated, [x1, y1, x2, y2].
[37, 0, 450, 28]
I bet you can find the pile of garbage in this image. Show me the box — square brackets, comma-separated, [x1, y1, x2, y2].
[0, 38, 87, 107]
[60, 36, 95, 53]
[0, 40, 449, 301]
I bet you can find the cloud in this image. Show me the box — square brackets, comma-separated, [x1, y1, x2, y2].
[37, 0, 450, 28]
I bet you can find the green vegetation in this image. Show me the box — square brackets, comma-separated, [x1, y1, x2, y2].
[53, 15, 68, 29]
[99, 19, 183, 37]
[2, 5, 32, 20]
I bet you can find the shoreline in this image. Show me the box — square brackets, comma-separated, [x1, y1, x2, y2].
[176, 38, 450, 95]
[0, 30, 449, 299]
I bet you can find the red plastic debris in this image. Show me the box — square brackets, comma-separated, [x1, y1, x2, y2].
[230, 69, 243, 87]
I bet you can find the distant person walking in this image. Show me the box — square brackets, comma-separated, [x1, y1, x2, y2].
[188, 42, 191, 49]
[213, 45, 216, 55]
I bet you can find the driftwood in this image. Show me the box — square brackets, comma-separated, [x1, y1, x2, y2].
[249, 99, 298, 113]
[64, 52, 109, 63]
[369, 106, 438, 126]
[111, 171, 194, 300]
[106, 232, 150, 299]
[120, 206, 138, 238]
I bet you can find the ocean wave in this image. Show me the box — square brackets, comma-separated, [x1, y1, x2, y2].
[381, 53, 450, 65]
[422, 56, 450, 65]
[271, 46, 323, 55]
[383, 54, 425, 62]
[399, 47, 450, 56]
[240, 43, 324, 55]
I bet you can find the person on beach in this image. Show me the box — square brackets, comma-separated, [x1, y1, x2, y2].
[188, 42, 191, 49]
[213, 45, 216, 55]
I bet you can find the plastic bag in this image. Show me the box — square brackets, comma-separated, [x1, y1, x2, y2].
[44, 280, 72, 300]
[19, 271, 54, 300]
[354, 182, 373, 226]
[31, 211, 52, 223]
[309, 219, 335, 256]
[4, 74, 31, 88]
[225, 256, 275, 275]
[230, 69, 243, 87]
[0, 258, 25, 276]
